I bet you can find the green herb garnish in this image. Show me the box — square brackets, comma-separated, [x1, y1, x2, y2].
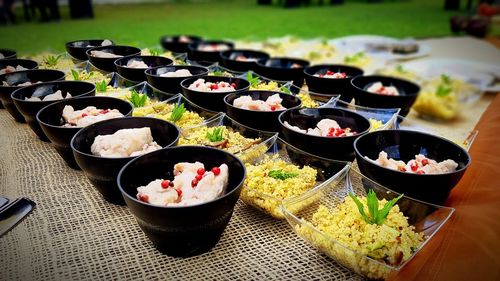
[169, 103, 187, 122]
[211, 70, 224, 77]
[435, 74, 453, 97]
[206, 127, 225, 142]
[349, 189, 404, 225]
[127, 89, 148, 107]
[71, 69, 80, 80]
[280, 85, 292, 94]
[44, 54, 63, 67]
[441, 74, 451, 85]
[246, 72, 261, 87]
[148, 48, 162, 56]
[344, 52, 365, 64]
[396, 64, 406, 73]
[307, 51, 321, 60]
[95, 81, 108, 93]
[268, 169, 299, 180]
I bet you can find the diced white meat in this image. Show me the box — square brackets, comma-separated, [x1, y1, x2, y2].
[126, 60, 148, 69]
[91, 127, 161, 158]
[367, 82, 400, 96]
[62, 105, 124, 127]
[160, 69, 192, 77]
[90, 50, 123, 58]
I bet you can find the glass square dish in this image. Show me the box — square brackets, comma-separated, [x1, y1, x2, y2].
[281, 165, 455, 280]
[178, 112, 278, 162]
[288, 83, 340, 108]
[241, 137, 348, 219]
[132, 94, 216, 129]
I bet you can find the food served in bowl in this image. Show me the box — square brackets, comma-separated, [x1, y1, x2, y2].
[90, 50, 122, 58]
[1, 65, 28, 75]
[160, 35, 202, 53]
[91, 127, 161, 157]
[136, 162, 228, 207]
[188, 78, 236, 92]
[284, 118, 356, 137]
[86, 45, 142, 72]
[146, 65, 208, 95]
[305, 64, 364, 103]
[233, 93, 286, 111]
[65, 39, 114, 61]
[220, 50, 270, 72]
[0, 69, 65, 122]
[61, 105, 125, 127]
[188, 40, 234, 63]
[350, 75, 420, 117]
[314, 70, 347, 79]
[366, 151, 458, 174]
[0, 49, 16, 60]
[354, 130, 471, 204]
[117, 146, 246, 256]
[255, 57, 310, 88]
[24, 90, 72, 101]
[279, 107, 370, 161]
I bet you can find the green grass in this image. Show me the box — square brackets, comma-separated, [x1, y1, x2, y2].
[0, 0, 468, 54]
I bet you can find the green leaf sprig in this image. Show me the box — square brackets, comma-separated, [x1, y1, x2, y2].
[280, 85, 292, 95]
[127, 89, 148, 107]
[344, 52, 365, 64]
[349, 189, 404, 225]
[148, 48, 162, 56]
[71, 69, 81, 80]
[396, 64, 406, 73]
[169, 103, 187, 122]
[435, 74, 453, 97]
[268, 169, 298, 180]
[246, 72, 261, 87]
[211, 70, 224, 77]
[206, 127, 225, 142]
[95, 81, 108, 93]
[44, 54, 63, 67]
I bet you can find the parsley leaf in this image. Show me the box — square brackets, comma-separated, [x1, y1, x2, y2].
[268, 169, 299, 180]
[169, 103, 186, 122]
[95, 81, 108, 93]
[44, 54, 63, 67]
[280, 85, 292, 95]
[71, 69, 80, 81]
[246, 72, 261, 87]
[127, 89, 148, 107]
[206, 127, 224, 142]
[349, 190, 404, 225]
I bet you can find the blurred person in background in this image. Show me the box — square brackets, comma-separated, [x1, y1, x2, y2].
[0, 0, 16, 24]
[36, 0, 60, 22]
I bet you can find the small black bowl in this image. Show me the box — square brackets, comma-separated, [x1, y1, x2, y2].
[0, 49, 17, 60]
[160, 35, 203, 53]
[117, 145, 246, 256]
[220, 49, 270, 72]
[304, 64, 364, 103]
[36, 96, 134, 169]
[0, 69, 65, 122]
[145, 65, 208, 95]
[279, 107, 371, 162]
[255, 57, 310, 88]
[354, 130, 471, 205]
[86, 45, 142, 73]
[224, 90, 302, 132]
[0, 58, 38, 73]
[71, 117, 180, 205]
[65, 39, 114, 61]
[350, 75, 420, 117]
[187, 40, 234, 63]
[180, 76, 250, 112]
[12, 81, 96, 141]
[114, 56, 173, 82]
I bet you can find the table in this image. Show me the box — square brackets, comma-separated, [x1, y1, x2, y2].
[1, 37, 499, 280]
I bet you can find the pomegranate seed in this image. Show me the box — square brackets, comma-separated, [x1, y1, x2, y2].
[138, 194, 149, 203]
[399, 167, 406, 172]
[195, 83, 200, 87]
[161, 180, 170, 189]
[341, 72, 347, 77]
[270, 105, 276, 111]
[169, 181, 174, 187]
[210, 84, 218, 90]
[319, 74, 324, 78]
[197, 168, 205, 175]
[195, 174, 203, 181]
[410, 163, 418, 172]
[99, 109, 109, 114]
[81, 113, 88, 118]
[421, 159, 429, 166]
[335, 128, 344, 137]
[231, 83, 236, 88]
[416, 170, 425, 175]
[212, 167, 221, 176]
[221, 83, 226, 87]
[191, 179, 198, 187]
[176, 188, 182, 197]
[326, 70, 334, 75]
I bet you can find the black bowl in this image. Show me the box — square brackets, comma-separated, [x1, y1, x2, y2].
[117, 145, 246, 256]
[354, 130, 471, 205]
[71, 117, 180, 205]
[350, 75, 420, 117]
[255, 57, 310, 88]
[224, 90, 302, 132]
[145, 65, 209, 95]
[0, 69, 65, 122]
[304, 64, 364, 103]
[187, 40, 234, 63]
[180, 76, 250, 112]
[279, 107, 371, 161]
[114, 56, 173, 82]
[86, 45, 142, 73]
[220, 49, 270, 72]
[0, 49, 17, 60]
[160, 35, 203, 53]
[12, 81, 96, 141]
[36, 96, 134, 169]
[65, 39, 115, 61]
[0, 58, 38, 73]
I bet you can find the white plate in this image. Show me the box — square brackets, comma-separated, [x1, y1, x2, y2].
[329, 35, 431, 61]
[401, 58, 500, 90]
